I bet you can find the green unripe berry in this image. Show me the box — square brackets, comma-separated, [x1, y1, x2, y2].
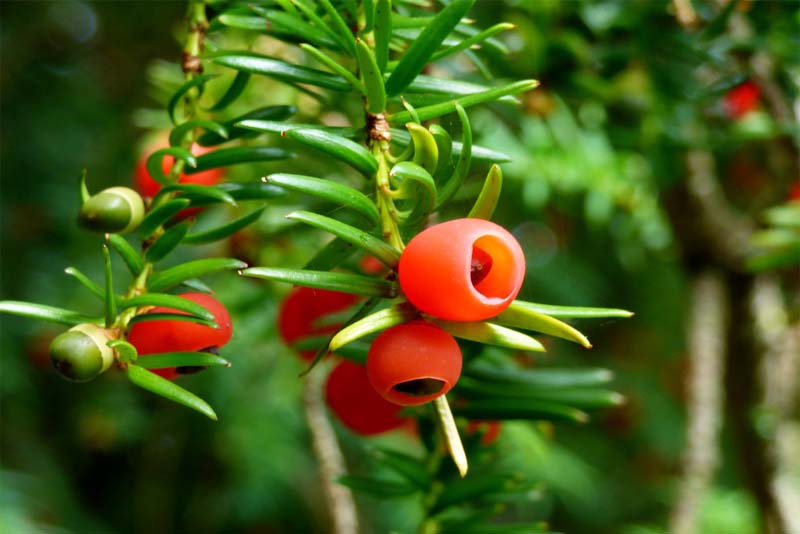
[49, 324, 116, 382]
[78, 186, 144, 234]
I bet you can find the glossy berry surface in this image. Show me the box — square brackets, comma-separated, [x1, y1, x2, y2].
[127, 293, 232, 379]
[398, 218, 526, 321]
[277, 287, 360, 360]
[367, 321, 462, 406]
[134, 143, 224, 218]
[325, 360, 407, 435]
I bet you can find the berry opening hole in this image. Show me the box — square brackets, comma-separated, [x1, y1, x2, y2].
[393, 378, 445, 397]
[471, 246, 493, 286]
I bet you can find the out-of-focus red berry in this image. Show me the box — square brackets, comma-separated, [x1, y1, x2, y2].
[325, 360, 408, 435]
[367, 321, 462, 406]
[466, 420, 502, 446]
[398, 218, 526, 321]
[724, 81, 760, 119]
[277, 287, 361, 360]
[788, 181, 800, 202]
[127, 293, 232, 379]
[134, 143, 224, 218]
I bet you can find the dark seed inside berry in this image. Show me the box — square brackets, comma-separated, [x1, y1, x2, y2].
[470, 246, 493, 286]
[393, 378, 445, 397]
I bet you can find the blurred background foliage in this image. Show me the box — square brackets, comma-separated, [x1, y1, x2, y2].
[1, 1, 798, 533]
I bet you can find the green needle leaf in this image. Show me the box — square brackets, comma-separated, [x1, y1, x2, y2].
[329, 305, 417, 351]
[183, 207, 266, 245]
[106, 234, 143, 275]
[197, 105, 297, 146]
[436, 103, 471, 208]
[0, 301, 99, 326]
[494, 300, 592, 348]
[79, 168, 90, 203]
[248, 7, 343, 49]
[118, 294, 215, 321]
[317, 0, 357, 55]
[205, 71, 250, 112]
[169, 120, 228, 147]
[452, 398, 589, 424]
[108, 339, 137, 363]
[138, 199, 192, 238]
[284, 128, 378, 175]
[337, 475, 418, 497]
[241, 267, 397, 298]
[135, 352, 230, 370]
[431, 22, 514, 62]
[154, 184, 236, 206]
[389, 161, 436, 227]
[235, 120, 358, 138]
[433, 320, 545, 352]
[102, 245, 116, 328]
[186, 146, 293, 174]
[509, 300, 634, 319]
[467, 164, 502, 220]
[300, 43, 366, 95]
[127, 313, 219, 329]
[372, 448, 432, 490]
[210, 51, 351, 91]
[127, 364, 218, 420]
[146, 147, 197, 186]
[463, 364, 614, 388]
[287, 210, 400, 267]
[145, 220, 191, 263]
[64, 267, 105, 300]
[355, 38, 386, 113]
[407, 123, 439, 174]
[168, 73, 218, 124]
[387, 79, 539, 124]
[456, 377, 623, 409]
[303, 237, 357, 272]
[264, 174, 380, 226]
[384, 0, 474, 96]
[148, 258, 247, 292]
[373, 0, 391, 73]
[429, 124, 453, 180]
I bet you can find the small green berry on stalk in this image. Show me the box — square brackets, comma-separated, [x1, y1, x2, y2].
[78, 186, 144, 234]
[49, 323, 116, 382]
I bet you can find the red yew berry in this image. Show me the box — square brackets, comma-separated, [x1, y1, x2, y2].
[325, 360, 408, 435]
[466, 420, 502, 446]
[134, 143, 224, 218]
[789, 182, 800, 202]
[398, 218, 526, 321]
[367, 321, 462, 406]
[724, 81, 760, 119]
[127, 293, 232, 380]
[277, 287, 361, 360]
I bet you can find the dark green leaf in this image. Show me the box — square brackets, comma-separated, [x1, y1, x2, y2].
[467, 164, 502, 220]
[186, 146, 293, 174]
[0, 301, 98, 326]
[374, 0, 391, 73]
[235, 120, 358, 138]
[299, 43, 365, 94]
[384, 0, 474, 96]
[387, 80, 539, 124]
[127, 313, 219, 329]
[180, 278, 214, 294]
[197, 105, 297, 146]
[373, 448, 431, 490]
[127, 365, 218, 420]
[139, 199, 192, 238]
[64, 267, 104, 300]
[287, 211, 400, 267]
[249, 7, 343, 49]
[284, 128, 378, 175]
[405, 75, 517, 103]
[436, 103, 471, 208]
[432, 473, 512, 513]
[102, 245, 116, 327]
[148, 258, 247, 292]
[106, 234, 143, 275]
[118, 294, 215, 321]
[456, 377, 624, 409]
[183, 207, 265, 244]
[363, 0, 375, 32]
[746, 245, 800, 272]
[288, 0, 344, 47]
[241, 267, 397, 298]
[205, 71, 250, 112]
[169, 120, 228, 147]
[337, 475, 418, 497]
[463, 364, 614, 389]
[329, 305, 417, 351]
[453, 398, 589, 423]
[135, 352, 230, 370]
[264, 174, 379, 225]
[509, 300, 634, 319]
[318, 0, 357, 55]
[217, 12, 265, 30]
[145, 147, 197, 186]
[302, 237, 356, 272]
[355, 38, 386, 113]
[210, 51, 351, 91]
[431, 22, 514, 62]
[145, 221, 191, 263]
[154, 184, 236, 206]
[186, 182, 286, 206]
[168, 73, 218, 124]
